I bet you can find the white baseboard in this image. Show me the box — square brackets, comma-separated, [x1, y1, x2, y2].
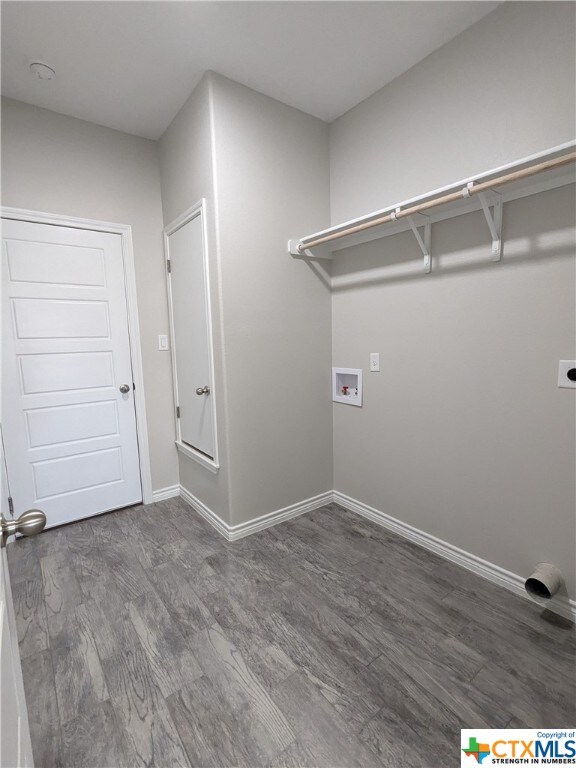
[333, 490, 576, 623]
[227, 491, 334, 541]
[178, 485, 230, 539]
[160, 482, 575, 622]
[151, 484, 181, 503]
[178, 485, 333, 542]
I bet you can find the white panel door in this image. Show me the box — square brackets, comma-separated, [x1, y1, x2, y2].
[2, 219, 142, 527]
[168, 212, 215, 458]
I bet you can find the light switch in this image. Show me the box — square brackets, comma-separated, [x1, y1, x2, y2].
[158, 334, 169, 351]
[370, 352, 380, 372]
[558, 360, 576, 389]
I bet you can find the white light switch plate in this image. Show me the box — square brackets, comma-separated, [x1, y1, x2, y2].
[158, 334, 169, 351]
[370, 352, 380, 372]
[558, 360, 576, 389]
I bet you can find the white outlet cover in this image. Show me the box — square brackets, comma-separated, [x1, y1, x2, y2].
[558, 360, 576, 389]
[370, 352, 380, 372]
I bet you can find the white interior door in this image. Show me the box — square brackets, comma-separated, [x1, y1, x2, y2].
[1, 430, 33, 768]
[1, 541, 33, 768]
[0, 549, 32, 768]
[167, 210, 215, 459]
[2, 218, 142, 528]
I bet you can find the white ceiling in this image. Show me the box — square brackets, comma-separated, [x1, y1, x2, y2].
[1, 1, 501, 140]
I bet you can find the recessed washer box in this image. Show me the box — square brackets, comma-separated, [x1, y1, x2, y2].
[333, 367, 363, 406]
[558, 360, 576, 389]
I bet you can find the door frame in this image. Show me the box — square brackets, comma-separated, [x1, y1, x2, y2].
[163, 199, 220, 473]
[0, 206, 154, 505]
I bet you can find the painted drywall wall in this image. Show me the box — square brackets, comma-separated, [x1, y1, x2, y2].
[330, 2, 576, 222]
[209, 73, 333, 524]
[158, 74, 232, 523]
[159, 73, 332, 526]
[329, 2, 576, 594]
[332, 187, 576, 594]
[0, 97, 177, 493]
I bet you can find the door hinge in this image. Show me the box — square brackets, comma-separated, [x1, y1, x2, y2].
[8, 496, 14, 516]
[176, 406, 180, 418]
[166, 259, 171, 273]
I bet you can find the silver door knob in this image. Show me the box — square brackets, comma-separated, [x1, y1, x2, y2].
[196, 386, 210, 395]
[1, 509, 46, 547]
[119, 384, 131, 394]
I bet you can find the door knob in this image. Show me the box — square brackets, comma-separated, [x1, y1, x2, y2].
[195, 386, 210, 395]
[1, 509, 46, 547]
[119, 384, 131, 394]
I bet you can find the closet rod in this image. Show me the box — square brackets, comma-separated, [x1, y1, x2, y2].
[297, 151, 576, 253]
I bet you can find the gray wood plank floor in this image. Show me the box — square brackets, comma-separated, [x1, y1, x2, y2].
[8, 499, 576, 768]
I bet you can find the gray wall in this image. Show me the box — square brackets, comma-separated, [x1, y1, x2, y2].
[329, 2, 576, 593]
[159, 73, 333, 526]
[1, 97, 178, 494]
[210, 74, 333, 524]
[330, 2, 576, 222]
[159, 75, 232, 523]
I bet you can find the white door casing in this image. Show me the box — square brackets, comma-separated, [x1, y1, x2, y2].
[2, 215, 148, 527]
[164, 201, 219, 471]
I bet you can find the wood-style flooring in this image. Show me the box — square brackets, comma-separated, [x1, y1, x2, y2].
[7, 498, 576, 767]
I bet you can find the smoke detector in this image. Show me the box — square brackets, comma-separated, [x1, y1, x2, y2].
[29, 62, 56, 81]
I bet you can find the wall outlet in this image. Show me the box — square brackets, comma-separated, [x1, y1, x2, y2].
[158, 334, 169, 351]
[558, 360, 576, 389]
[370, 352, 380, 372]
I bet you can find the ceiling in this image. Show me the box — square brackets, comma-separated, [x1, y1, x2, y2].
[1, 1, 501, 140]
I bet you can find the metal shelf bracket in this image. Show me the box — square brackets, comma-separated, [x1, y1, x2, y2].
[476, 189, 503, 261]
[407, 213, 431, 273]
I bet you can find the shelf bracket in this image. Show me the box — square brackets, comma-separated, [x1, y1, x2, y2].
[476, 190, 503, 261]
[289, 239, 306, 256]
[407, 214, 431, 273]
[288, 239, 332, 260]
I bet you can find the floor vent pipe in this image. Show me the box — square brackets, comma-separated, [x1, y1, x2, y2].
[525, 563, 563, 600]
